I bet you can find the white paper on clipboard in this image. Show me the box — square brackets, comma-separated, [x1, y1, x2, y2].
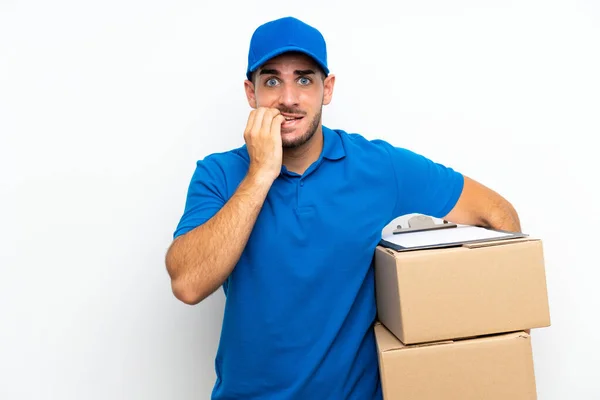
[380, 225, 524, 251]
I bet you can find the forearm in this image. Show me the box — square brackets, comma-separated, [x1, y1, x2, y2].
[166, 170, 273, 304]
[480, 198, 522, 232]
[444, 176, 522, 233]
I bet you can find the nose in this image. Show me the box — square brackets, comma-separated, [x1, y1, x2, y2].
[278, 82, 300, 109]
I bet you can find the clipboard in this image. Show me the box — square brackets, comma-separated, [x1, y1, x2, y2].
[380, 215, 528, 252]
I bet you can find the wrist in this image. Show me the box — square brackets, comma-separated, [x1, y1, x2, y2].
[247, 166, 277, 188]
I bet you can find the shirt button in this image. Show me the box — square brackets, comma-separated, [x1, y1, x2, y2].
[300, 181, 304, 187]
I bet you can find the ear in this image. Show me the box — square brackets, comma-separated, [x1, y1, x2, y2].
[322, 74, 335, 106]
[244, 79, 257, 109]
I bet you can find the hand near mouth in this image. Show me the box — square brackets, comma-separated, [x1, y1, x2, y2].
[244, 107, 285, 182]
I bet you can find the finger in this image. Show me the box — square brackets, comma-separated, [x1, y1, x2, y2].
[244, 110, 257, 137]
[251, 107, 268, 135]
[261, 108, 281, 135]
[266, 107, 281, 118]
[270, 114, 285, 136]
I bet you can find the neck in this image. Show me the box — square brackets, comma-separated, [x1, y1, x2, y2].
[282, 125, 324, 175]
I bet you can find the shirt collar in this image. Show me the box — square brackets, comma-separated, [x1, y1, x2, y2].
[321, 126, 346, 161]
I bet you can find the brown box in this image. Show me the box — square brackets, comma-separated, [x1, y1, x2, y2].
[374, 322, 538, 400]
[375, 237, 551, 344]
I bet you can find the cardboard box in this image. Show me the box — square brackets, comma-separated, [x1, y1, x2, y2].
[375, 237, 551, 344]
[374, 322, 538, 400]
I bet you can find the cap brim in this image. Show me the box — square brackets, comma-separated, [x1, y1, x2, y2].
[246, 45, 329, 80]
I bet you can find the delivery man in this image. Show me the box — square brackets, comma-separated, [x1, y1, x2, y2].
[165, 16, 521, 400]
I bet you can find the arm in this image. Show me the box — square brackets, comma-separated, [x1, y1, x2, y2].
[166, 172, 273, 305]
[442, 175, 522, 232]
[385, 145, 521, 233]
[166, 107, 285, 305]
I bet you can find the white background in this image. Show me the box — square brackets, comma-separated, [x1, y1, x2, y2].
[1, 0, 599, 398]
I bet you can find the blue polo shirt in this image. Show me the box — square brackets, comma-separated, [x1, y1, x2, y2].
[174, 126, 464, 400]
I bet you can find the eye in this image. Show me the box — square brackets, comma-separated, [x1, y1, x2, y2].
[265, 78, 279, 87]
[298, 76, 311, 85]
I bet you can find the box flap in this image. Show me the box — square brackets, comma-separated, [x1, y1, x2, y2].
[375, 322, 530, 353]
[375, 322, 456, 351]
[463, 237, 537, 249]
[374, 322, 406, 352]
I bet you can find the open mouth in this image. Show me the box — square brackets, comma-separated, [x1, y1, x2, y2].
[281, 113, 304, 129]
[282, 113, 304, 121]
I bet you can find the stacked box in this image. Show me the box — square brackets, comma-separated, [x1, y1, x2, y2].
[374, 235, 551, 399]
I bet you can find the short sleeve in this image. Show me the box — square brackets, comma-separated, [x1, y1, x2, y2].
[385, 144, 464, 219]
[173, 156, 227, 239]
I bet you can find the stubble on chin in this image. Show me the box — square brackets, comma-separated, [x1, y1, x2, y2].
[281, 109, 322, 149]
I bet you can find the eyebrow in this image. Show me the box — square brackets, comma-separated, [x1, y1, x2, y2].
[258, 68, 317, 76]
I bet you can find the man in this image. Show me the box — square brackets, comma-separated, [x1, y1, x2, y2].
[165, 16, 521, 400]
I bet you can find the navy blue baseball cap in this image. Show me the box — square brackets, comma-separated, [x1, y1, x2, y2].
[246, 16, 329, 81]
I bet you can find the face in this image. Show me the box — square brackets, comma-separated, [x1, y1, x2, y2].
[244, 52, 335, 149]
